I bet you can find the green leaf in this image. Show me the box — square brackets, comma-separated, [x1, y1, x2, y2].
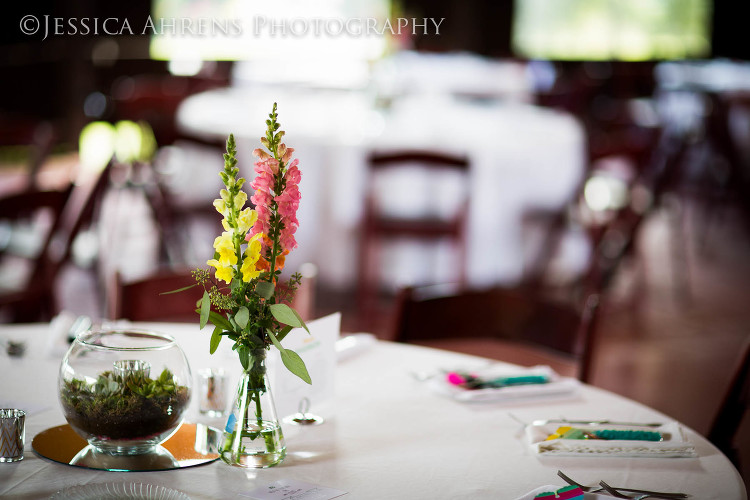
[159, 284, 197, 295]
[266, 329, 285, 352]
[238, 345, 250, 370]
[291, 307, 310, 333]
[255, 281, 275, 300]
[210, 326, 222, 354]
[267, 328, 311, 384]
[280, 349, 312, 385]
[276, 325, 293, 343]
[199, 291, 210, 329]
[208, 311, 233, 331]
[269, 303, 308, 332]
[235, 306, 249, 330]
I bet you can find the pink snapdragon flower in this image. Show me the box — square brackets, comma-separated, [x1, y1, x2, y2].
[248, 143, 302, 267]
[274, 159, 301, 250]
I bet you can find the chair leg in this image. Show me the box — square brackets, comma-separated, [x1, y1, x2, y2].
[667, 196, 692, 306]
[357, 233, 375, 325]
[456, 237, 467, 292]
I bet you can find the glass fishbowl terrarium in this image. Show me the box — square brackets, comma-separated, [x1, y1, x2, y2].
[59, 330, 192, 455]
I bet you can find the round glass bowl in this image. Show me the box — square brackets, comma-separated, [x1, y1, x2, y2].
[59, 330, 192, 455]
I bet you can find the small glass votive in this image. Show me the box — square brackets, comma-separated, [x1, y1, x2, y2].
[197, 369, 227, 417]
[113, 359, 151, 379]
[0, 409, 25, 463]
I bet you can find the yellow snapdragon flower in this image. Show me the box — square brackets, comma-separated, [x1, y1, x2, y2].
[213, 232, 237, 266]
[240, 233, 262, 282]
[237, 208, 258, 234]
[207, 259, 233, 283]
[213, 199, 228, 217]
[207, 231, 237, 283]
[234, 191, 247, 209]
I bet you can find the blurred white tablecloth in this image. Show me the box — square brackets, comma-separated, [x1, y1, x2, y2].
[176, 84, 586, 289]
[0, 322, 746, 499]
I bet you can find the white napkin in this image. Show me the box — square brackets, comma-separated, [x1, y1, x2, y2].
[526, 421, 697, 458]
[47, 311, 78, 359]
[335, 333, 377, 362]
[427, 365, 580, 403]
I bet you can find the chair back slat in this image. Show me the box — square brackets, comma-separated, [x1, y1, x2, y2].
[358, 150, 471, 321]
[112, 271, 199, 322]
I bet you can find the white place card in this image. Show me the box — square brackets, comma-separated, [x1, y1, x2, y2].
[268, 313, 340, 419]
[243, 478, 347, 500]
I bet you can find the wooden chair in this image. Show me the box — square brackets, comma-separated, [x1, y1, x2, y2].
[0, 116, 57, 192]
[0, 161, 112, 323]
[521, 126, 691, 306]
[51, 162, 113, 266]
[111, 71, 230, 147]
[0, 187, 73, 322]
[110, 270, 201, 322]
[111, 269, 316, 323]
[707, 340, 750, 468]
[357, 150, 470, 319]
[392, 284, 601, 382]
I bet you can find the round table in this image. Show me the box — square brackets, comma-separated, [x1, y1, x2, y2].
[0, 321, 745, 499]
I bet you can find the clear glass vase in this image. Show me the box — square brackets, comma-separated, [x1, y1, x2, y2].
[220, 349, 286, 468]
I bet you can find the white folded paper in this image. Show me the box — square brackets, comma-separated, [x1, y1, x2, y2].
[268, 313, 341, 419]
[427, 365, 580, 403]
[526, 421, 697, 457]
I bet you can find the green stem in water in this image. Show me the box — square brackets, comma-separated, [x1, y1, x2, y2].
[253, 380, 263, 427]
[229, 372, 251, 455]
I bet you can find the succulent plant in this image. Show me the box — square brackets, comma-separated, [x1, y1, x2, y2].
[60, 368, 189, 440]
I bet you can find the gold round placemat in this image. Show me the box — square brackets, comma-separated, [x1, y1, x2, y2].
[32, 423, 221, 471]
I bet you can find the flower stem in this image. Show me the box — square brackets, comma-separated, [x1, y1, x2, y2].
[265, 105, 286, 288]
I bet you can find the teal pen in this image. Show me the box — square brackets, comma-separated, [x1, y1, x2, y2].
[482, 375, 549, 388]
[453, 373, 550, 389]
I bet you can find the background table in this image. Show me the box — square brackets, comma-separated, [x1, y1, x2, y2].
[0, 321, 745, 499]
[174, 83, 586, 289]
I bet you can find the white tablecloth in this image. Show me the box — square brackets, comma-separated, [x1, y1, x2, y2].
[175, 85, 586, 289]
[1, 322, 745, 500]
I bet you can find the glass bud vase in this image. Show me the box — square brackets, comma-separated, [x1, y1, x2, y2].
[221, 348, 286, 468]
